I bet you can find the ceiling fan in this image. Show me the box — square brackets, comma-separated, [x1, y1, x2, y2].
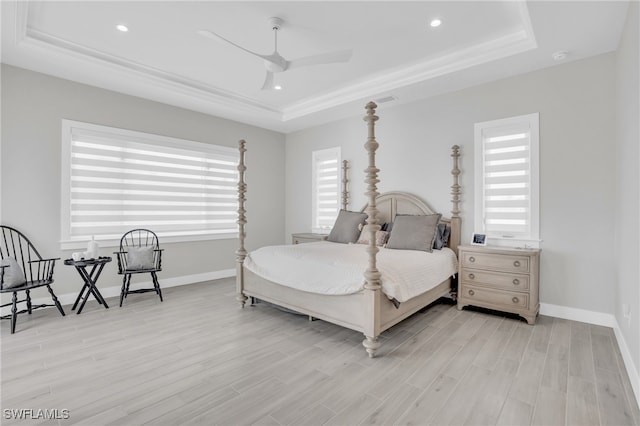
[198, 17, 352, 90]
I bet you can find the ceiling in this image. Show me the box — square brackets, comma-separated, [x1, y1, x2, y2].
[1, 1, 630, 133]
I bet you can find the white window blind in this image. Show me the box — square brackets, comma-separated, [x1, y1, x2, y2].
[474, 113, 539, 246]
[312, 147, 341, 233]
[61, 120, 239, 249]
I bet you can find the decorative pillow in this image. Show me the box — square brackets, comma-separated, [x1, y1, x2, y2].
[433, 223, 451, 250]
[357, 230, 390, 247]
[126, 246, 155, 270]
[327, 210, 367, 244]
[386, 214, 442, 252]
[0, 257, 27, 289]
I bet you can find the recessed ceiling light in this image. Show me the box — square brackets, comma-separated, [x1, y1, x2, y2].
[430, 19, 442, 28]
[116, 24, 129, 32]
[274, 85, 282, 91]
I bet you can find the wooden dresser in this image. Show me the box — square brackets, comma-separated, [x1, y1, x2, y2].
[291, 233, 328, 244]
[457, 245, 541, 324]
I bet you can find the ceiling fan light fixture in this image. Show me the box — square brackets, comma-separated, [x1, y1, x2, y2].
[199, 17, 352, 91]
[274, 85, 283, 91]
[430, 18, 442, 28]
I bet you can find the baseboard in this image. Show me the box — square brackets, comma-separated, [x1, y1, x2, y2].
[540, 302, 617, 327]
[1, 269, 235, 313]
[541, 302, 639, 408]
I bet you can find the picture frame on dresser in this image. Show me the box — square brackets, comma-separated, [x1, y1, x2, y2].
[471, 233, 487, 246]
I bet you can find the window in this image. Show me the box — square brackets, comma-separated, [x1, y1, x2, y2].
[311, 147, 341, 233]
[61, 120, 239, 249]
[474, 113, 539, 247]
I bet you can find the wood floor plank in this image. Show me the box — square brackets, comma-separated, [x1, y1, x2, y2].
[472, 318, 516, 371]
[496, 397, 533, 426]
[569, 333, 596, 381]
[287, 404, 335, 426]
[395, 374, 458, 426]
[590, 330, 620, 372]
[531, 388, 567, 426]
[464, 369, 515, 425]
[566, 376, 600, 426]
[594, 366, 636, 425]
[429, 366, 493, 425]
[360, 382, 420, 425]
[508, 351, 547, 405]
[540, 342, 569, 393]
[323, 393, 381, 426]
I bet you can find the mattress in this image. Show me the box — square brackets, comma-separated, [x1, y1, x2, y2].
[244, 241, 457, 303]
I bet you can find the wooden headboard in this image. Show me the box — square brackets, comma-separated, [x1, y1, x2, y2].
[357, 145, 461, 254]
[360, 191, 460, 253]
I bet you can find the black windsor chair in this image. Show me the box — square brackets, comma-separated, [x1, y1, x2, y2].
[114, 229, 164, 307]
[0, 225, 65, 333]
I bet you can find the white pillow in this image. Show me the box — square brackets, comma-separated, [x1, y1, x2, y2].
[125, 246, 155, 270]
[0, 257, 27, 289]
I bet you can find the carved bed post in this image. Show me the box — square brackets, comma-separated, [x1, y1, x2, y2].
[236, 140, 248, 308]
[449, 145, 462, 301]
[450, 145, 461, 254]
[362, 102, 382, 358]
[341, 160, 349, 210]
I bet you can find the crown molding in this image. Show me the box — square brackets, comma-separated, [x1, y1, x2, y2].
[9, 0, 537, 128]
[282, 27, 537, 121]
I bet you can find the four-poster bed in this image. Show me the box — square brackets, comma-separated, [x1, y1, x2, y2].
[236, 102, 462, 357]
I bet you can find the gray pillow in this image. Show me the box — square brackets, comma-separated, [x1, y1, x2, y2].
[327, 210, 367, 244]
[126, 246, 155, 270]
[386, 214, 442, 252]
[0, 257, 27, 289]
[433, 223, 451, 250]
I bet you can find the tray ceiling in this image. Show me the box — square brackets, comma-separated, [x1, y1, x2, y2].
[1, 1, 629, 132]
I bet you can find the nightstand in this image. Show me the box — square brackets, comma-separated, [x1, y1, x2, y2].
[457, 245, 540, 324]
[291, 233, 328, 244]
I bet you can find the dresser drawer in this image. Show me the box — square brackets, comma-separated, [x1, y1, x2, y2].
[459, 268, 530, 291]
[460, 284, 529, 309]
[461, 252, 530, 273]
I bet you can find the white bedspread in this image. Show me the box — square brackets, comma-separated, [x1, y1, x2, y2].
[244, 241, 458, 303]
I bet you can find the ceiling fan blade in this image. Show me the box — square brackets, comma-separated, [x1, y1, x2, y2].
[198, 29, 269, 61]
[261, 71, 275, 90]
[287, 49, 352, 70]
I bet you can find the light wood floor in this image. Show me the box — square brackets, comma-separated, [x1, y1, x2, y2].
[2, 278, 638, 426]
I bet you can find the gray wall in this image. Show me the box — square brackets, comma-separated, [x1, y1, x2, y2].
[1, 64, 286, 298]
[286, 53, 617, 316]
[615, 0, 639, 386]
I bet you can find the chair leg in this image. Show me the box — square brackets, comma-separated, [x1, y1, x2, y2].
[47, 285, 66, 316]
[119, 275, 128, 307]
[152, 272, 163, 302]
[11, 292, 18, 334]
[26, 289, 32, 314]
[124, 275, 132, 299]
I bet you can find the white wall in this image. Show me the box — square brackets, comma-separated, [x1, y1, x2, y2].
[286, 52, 617, 316]
[1, 64, 286, 299]
[615, 0, 640, 398]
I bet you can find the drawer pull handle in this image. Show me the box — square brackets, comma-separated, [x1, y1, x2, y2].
[513, 260, 521, 267]
[512, 297, 519, 304]
[468, 273, 475, 280]
[513, 278, 520, 285]
[469, 256, 475, 262]
[468, 289, 475, 296]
